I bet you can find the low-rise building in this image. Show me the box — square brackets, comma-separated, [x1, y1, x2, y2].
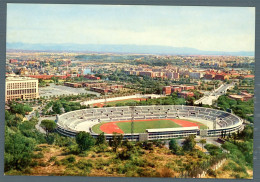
[178, 91, 194, 98]
[189, 72, 203, 79]
[163, 86, 172, 95]
[84, 74, 100, 80]
[64, 82, 82, 88]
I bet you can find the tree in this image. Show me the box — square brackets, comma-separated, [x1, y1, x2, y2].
[40, 120, 57, 136]
[9, 102, 32, 116]
[199, 139, 206, 150]
[5, 111, 24, 128]
[95, 132, 106, 145]
[110, 132, 123, 152]
[239, 125, 253, 140]
[35, 110, 40, 118]
[4, 132, 36, 171]
[169, 138, 179, 154]
[182, 135, 196, 152]
[76, 131, 95, 152]
[52, 101, 62, 114]
[51, 76, 59, 83]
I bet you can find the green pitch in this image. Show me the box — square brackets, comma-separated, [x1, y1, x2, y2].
[92, 123, 104, 134]
[116, 120, 181, 133]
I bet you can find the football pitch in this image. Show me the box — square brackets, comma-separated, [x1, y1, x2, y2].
[116, 120, 181, 133]
[92, 119, 206, 134]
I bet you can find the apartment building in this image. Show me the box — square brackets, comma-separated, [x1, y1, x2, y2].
[5, 76, 39, 102]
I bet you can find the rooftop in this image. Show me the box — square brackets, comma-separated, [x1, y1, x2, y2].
[146, 126, 199, 133]
[6, 76, 38, 81]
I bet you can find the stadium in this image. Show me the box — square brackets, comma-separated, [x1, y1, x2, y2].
[56, 105, 244, 141]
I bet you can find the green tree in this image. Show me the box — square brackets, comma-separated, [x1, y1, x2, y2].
[95, 132, 106, 145]
[40, 120, 57, 136]
[9, 102, 32, 116]
[169, 138, 179, 154]
[199, 139, 206, 150]
[182, 135, 196, 152]
[52, 101, 62, 114]
[76, 131, 95, 152]
[4, 132, 36, 171]
[110, 132, 123, 152]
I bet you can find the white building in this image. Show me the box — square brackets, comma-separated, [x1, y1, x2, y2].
[189, 72, 203, 79]
[5, 76, 39, 102]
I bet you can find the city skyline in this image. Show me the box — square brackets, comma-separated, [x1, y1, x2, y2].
[7, 4, 255, 52]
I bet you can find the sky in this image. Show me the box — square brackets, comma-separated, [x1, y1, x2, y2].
[7, 4, 255, 52]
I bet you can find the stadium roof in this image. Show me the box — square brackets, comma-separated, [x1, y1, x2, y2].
[146, 126, 199, 133]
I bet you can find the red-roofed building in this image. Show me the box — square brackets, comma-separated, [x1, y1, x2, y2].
[242, 75, 255, 79]
[163, 86, 172, 95]
[28, 75, 69, 80]
[172, 87, 182, 93]
[214, 74, 229, 81]
[84, 75, 100, 80]
[9, 59, 18, 64]
[204, 74, 214, 80]
[178, 91, 194, 98]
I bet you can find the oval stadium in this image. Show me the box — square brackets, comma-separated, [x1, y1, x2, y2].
[56, 105, 244, 141]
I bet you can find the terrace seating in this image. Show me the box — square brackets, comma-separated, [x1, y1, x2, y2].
[57, 105, 242, 135]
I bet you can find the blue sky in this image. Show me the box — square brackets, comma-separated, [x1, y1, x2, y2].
[7, 4, 255, 52]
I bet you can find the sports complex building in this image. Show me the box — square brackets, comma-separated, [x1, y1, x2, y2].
[56, 105, 244, 141]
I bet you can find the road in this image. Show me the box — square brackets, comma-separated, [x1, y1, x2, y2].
[165, 136, 228, 154]
[81, 94, 165, 106]
[195, 83, 235, 105]
[24, 103, 53, 134]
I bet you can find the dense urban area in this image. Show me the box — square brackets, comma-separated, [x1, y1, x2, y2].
[4, 51, 254, 178]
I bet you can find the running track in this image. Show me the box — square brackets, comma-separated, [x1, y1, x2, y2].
[99, 118, 201, 134]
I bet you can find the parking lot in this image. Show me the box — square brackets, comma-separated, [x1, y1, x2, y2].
[39, 83, 100, 98]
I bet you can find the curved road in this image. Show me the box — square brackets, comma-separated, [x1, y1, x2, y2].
[195, 83, 235, 105]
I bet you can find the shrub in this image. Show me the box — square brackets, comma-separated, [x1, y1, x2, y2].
[34, 147, 43, 151]
[30, 160, 38, 167]
[54, 160, 61, 166]
[117, 164, 127, 174]
[68, 144, 80, 155]
[32, 152, 44, 159]
[117, 149, 132, 160]
[131, 157, 147, 167]
[49, 156, 57, 162]
[67, 156, 76, 163]
[61, 155, 76, 165]
[207, 169, 217, 177]
[38, 161, 47, 167]
[159, 167, 174, 177]
[78, 152, 88, 157]
[23, 167, 32, 174]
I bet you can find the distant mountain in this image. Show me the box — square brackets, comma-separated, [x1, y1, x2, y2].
[6, 42, 254, 56]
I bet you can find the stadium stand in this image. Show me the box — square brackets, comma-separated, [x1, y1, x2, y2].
[56, 105, 243, 141]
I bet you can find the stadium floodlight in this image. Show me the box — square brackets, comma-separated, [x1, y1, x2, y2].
[130, 104, 136, 141]
[104, 93, 107, 105]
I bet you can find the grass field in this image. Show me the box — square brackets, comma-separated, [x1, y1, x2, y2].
[105, 98, 147, 106]
[105, 99, 138, 106]
[91, 123, 104, 134]
[92, 118, 208, 134]
[93, 98, 146, 108]
[116, 120, 181, 133]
